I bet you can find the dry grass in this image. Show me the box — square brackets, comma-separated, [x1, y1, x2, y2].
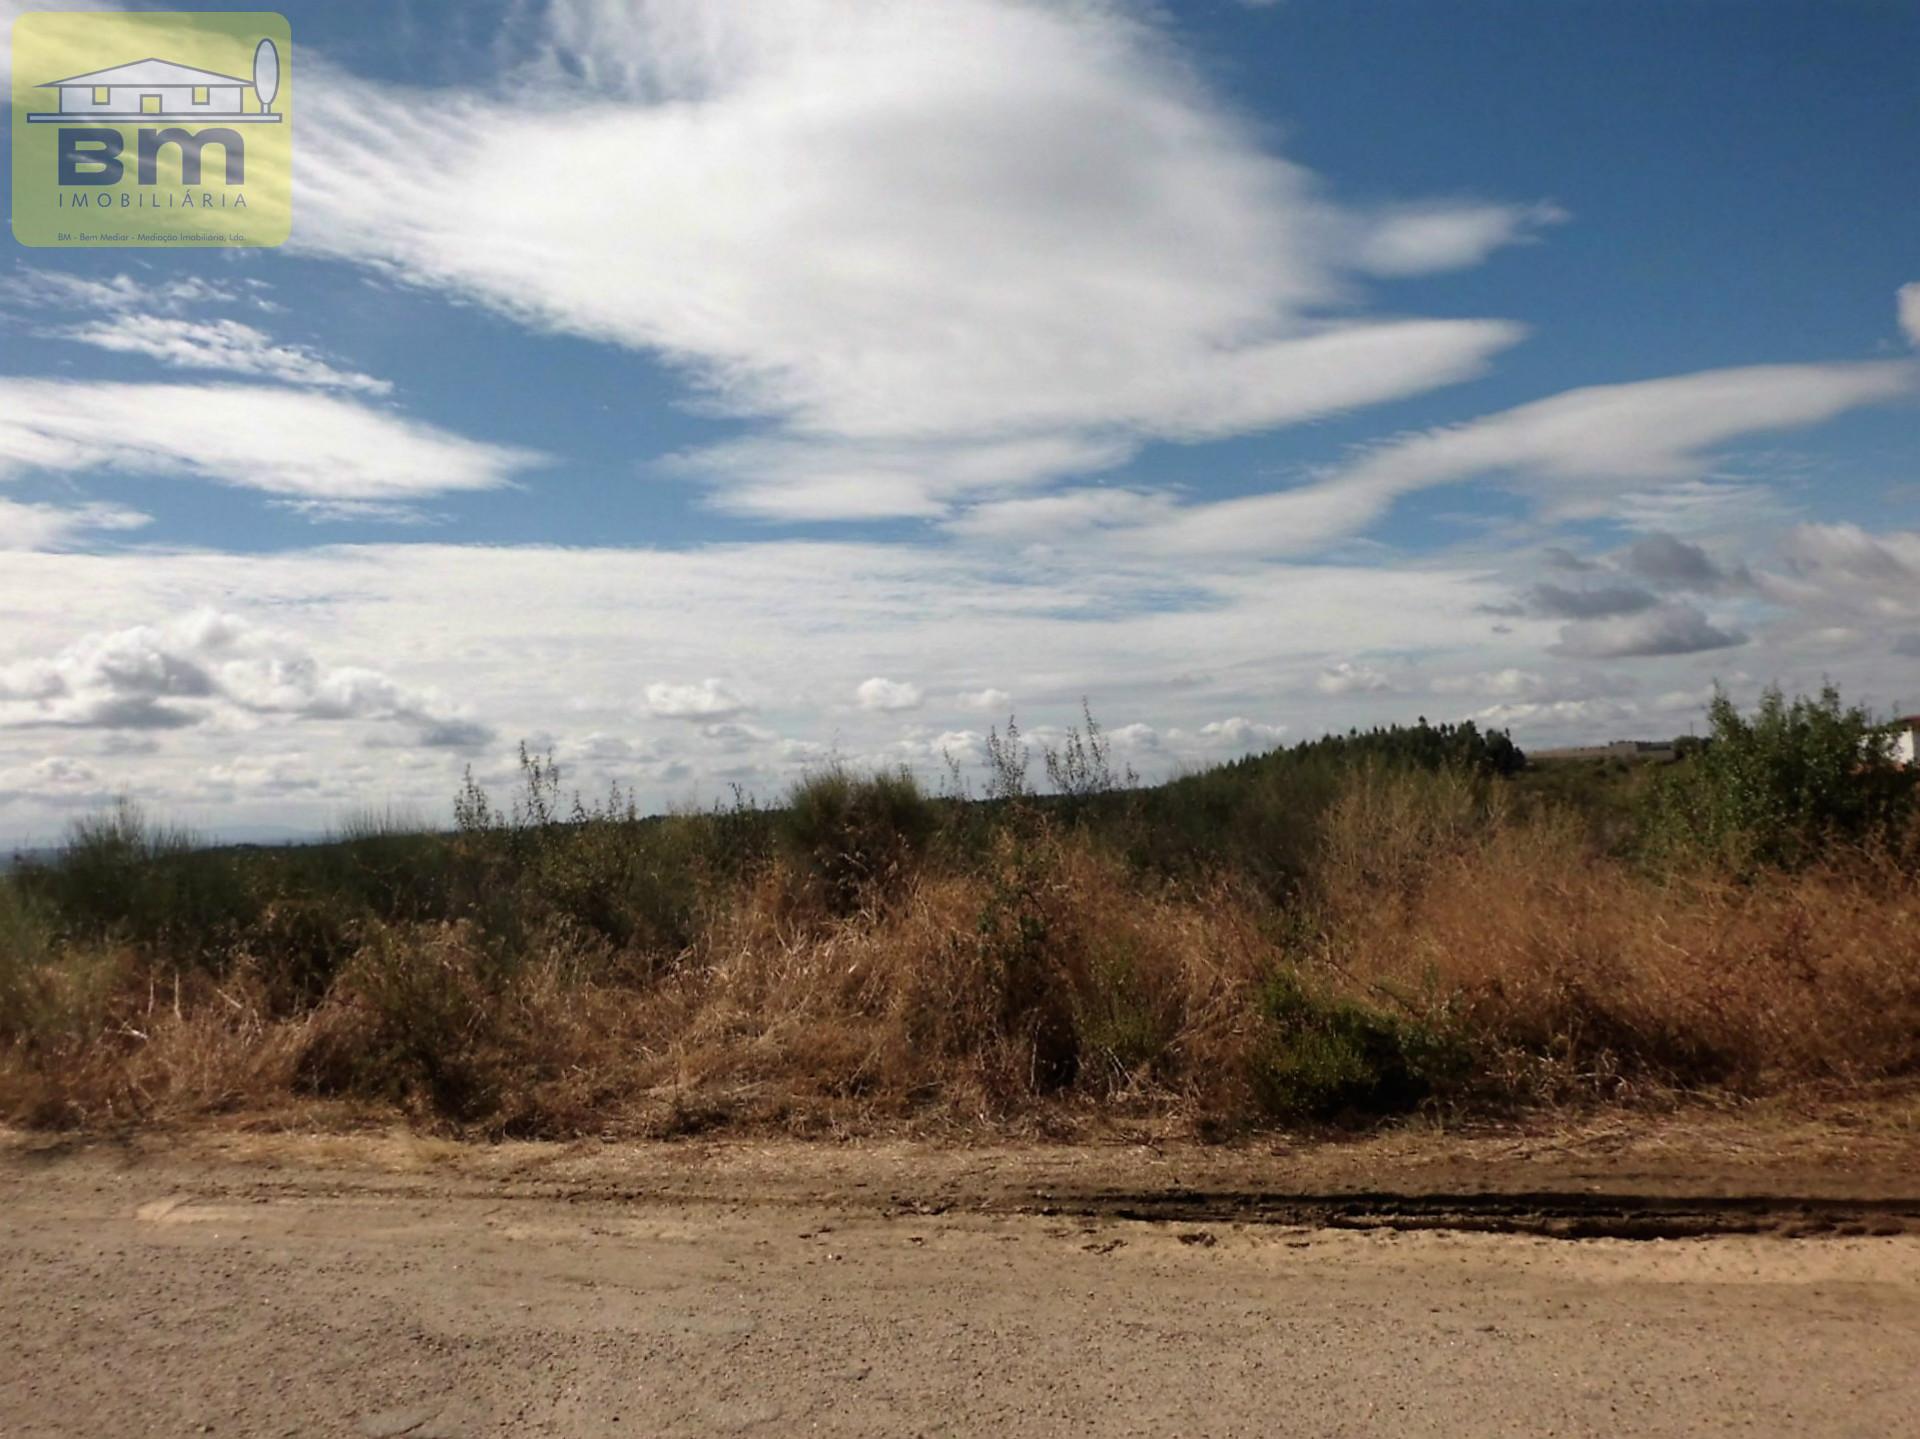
[1317, 769, 1920, 1102]
[6, 766, 1920, 1138]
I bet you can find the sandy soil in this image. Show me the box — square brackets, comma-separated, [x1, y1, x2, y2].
[4, 1117, 1920, 1437]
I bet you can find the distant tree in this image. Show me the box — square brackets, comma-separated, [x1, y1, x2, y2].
[1232, 716, 1525, 780]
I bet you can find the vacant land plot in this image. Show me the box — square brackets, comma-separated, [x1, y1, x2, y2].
[4, 1121, 1919, 1437]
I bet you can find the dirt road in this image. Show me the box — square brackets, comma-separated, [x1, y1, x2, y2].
[4, 1123, 1919, 1436]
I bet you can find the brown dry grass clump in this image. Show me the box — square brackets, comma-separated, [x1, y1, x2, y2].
[1316, 768, 1920, 1102]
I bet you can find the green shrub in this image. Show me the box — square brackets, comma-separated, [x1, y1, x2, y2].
[1640, 686, 1916, 871]
[14, 802, 262, 961]
[1072, 938, 1176, 1092]
[779, 764, 936, 913]
[1250, 970, 1463, 1122]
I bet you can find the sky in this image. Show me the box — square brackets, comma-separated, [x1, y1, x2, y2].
[1, 0, 1917, 846]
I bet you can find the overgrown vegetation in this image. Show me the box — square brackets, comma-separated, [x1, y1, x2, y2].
[1639, 685, 1912, 871]
[3, 694, 1916, 1137]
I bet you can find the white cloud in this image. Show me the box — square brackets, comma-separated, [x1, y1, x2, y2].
[677, 434, 1133, 522]
[0, 608, 490, 746]
[290, 2, 1532, 520]
[0, 380, 543, 501]
[0, 755, 115, 810]
[1431, 668, 1549, 700]
[1900, 283, 1920, 348]
[0, 540, 1519, 840]
[1473, 697, 1637, 733]
[1352, 201, 1567, 277]
[646, 678, 749, 719]
[1753, 523, 1920, 633]
[0, 267, 276, 315]
[1106, 721, 1160, 750]
[1104, 360, 1915, 557]
[1776, 522, 1920, 587]
[1315, 661, 1394, 695]
[944, 487, 1179, 544]
[956, 687, 1013, 713]
[1175, 716, 1287, 749]
[58, 315, 391, 394]
[0, 498, 150, 552]
[855, 676, 923, 712]
[1550, 602, 1746, 660]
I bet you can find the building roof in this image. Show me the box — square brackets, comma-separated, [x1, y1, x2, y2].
[39, 58, 251, 89]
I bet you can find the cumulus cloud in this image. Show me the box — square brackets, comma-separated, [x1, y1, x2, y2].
[0, 380, 542, 501]
[1551, 602, 1746, 659]
[0, 755, 115, 811]
[855, 677, 924, 712]
[956, 688, 1013, 713]
[0, 609, 490, 746]
[1173, 716, 1287, 749]
[645, 678, 749, 720]
[1901, 283, 1920, 348]
[57, 315, 391, 394]
[290, 1, 1533, 520]
[1472, 696, 1637, 732]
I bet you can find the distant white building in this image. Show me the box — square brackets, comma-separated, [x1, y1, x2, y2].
[27, 57, 273, 123]
[1891, 716, 1920, 768]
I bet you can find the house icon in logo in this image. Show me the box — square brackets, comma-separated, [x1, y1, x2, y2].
[27, 43, 282, 124]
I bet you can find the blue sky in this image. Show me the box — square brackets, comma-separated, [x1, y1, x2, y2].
[1, 0, 1916, 844]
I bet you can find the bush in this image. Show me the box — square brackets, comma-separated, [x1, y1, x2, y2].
[779, 764, 936, 913]
[1250, 970, 1463, 1122]
[13, 802, 262, 962]
[1640, 686, 1916, 871]
[298, 922, 513, 1125]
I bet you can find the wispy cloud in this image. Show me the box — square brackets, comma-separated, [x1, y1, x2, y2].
[57, 315, 390, 393]
[1078, 360, 1915, 557]
[0, 267, 277, 315]
[0, 498, 150, 552]
[291, 0, 1537, 520]
[1351, 201, 1567, 277]
[0, 380, 543, 502]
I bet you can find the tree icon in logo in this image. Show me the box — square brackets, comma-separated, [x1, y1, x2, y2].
[254, 38, 280, 117]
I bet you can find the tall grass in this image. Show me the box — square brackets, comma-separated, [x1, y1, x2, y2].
[3, 699, 1917, 1135]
